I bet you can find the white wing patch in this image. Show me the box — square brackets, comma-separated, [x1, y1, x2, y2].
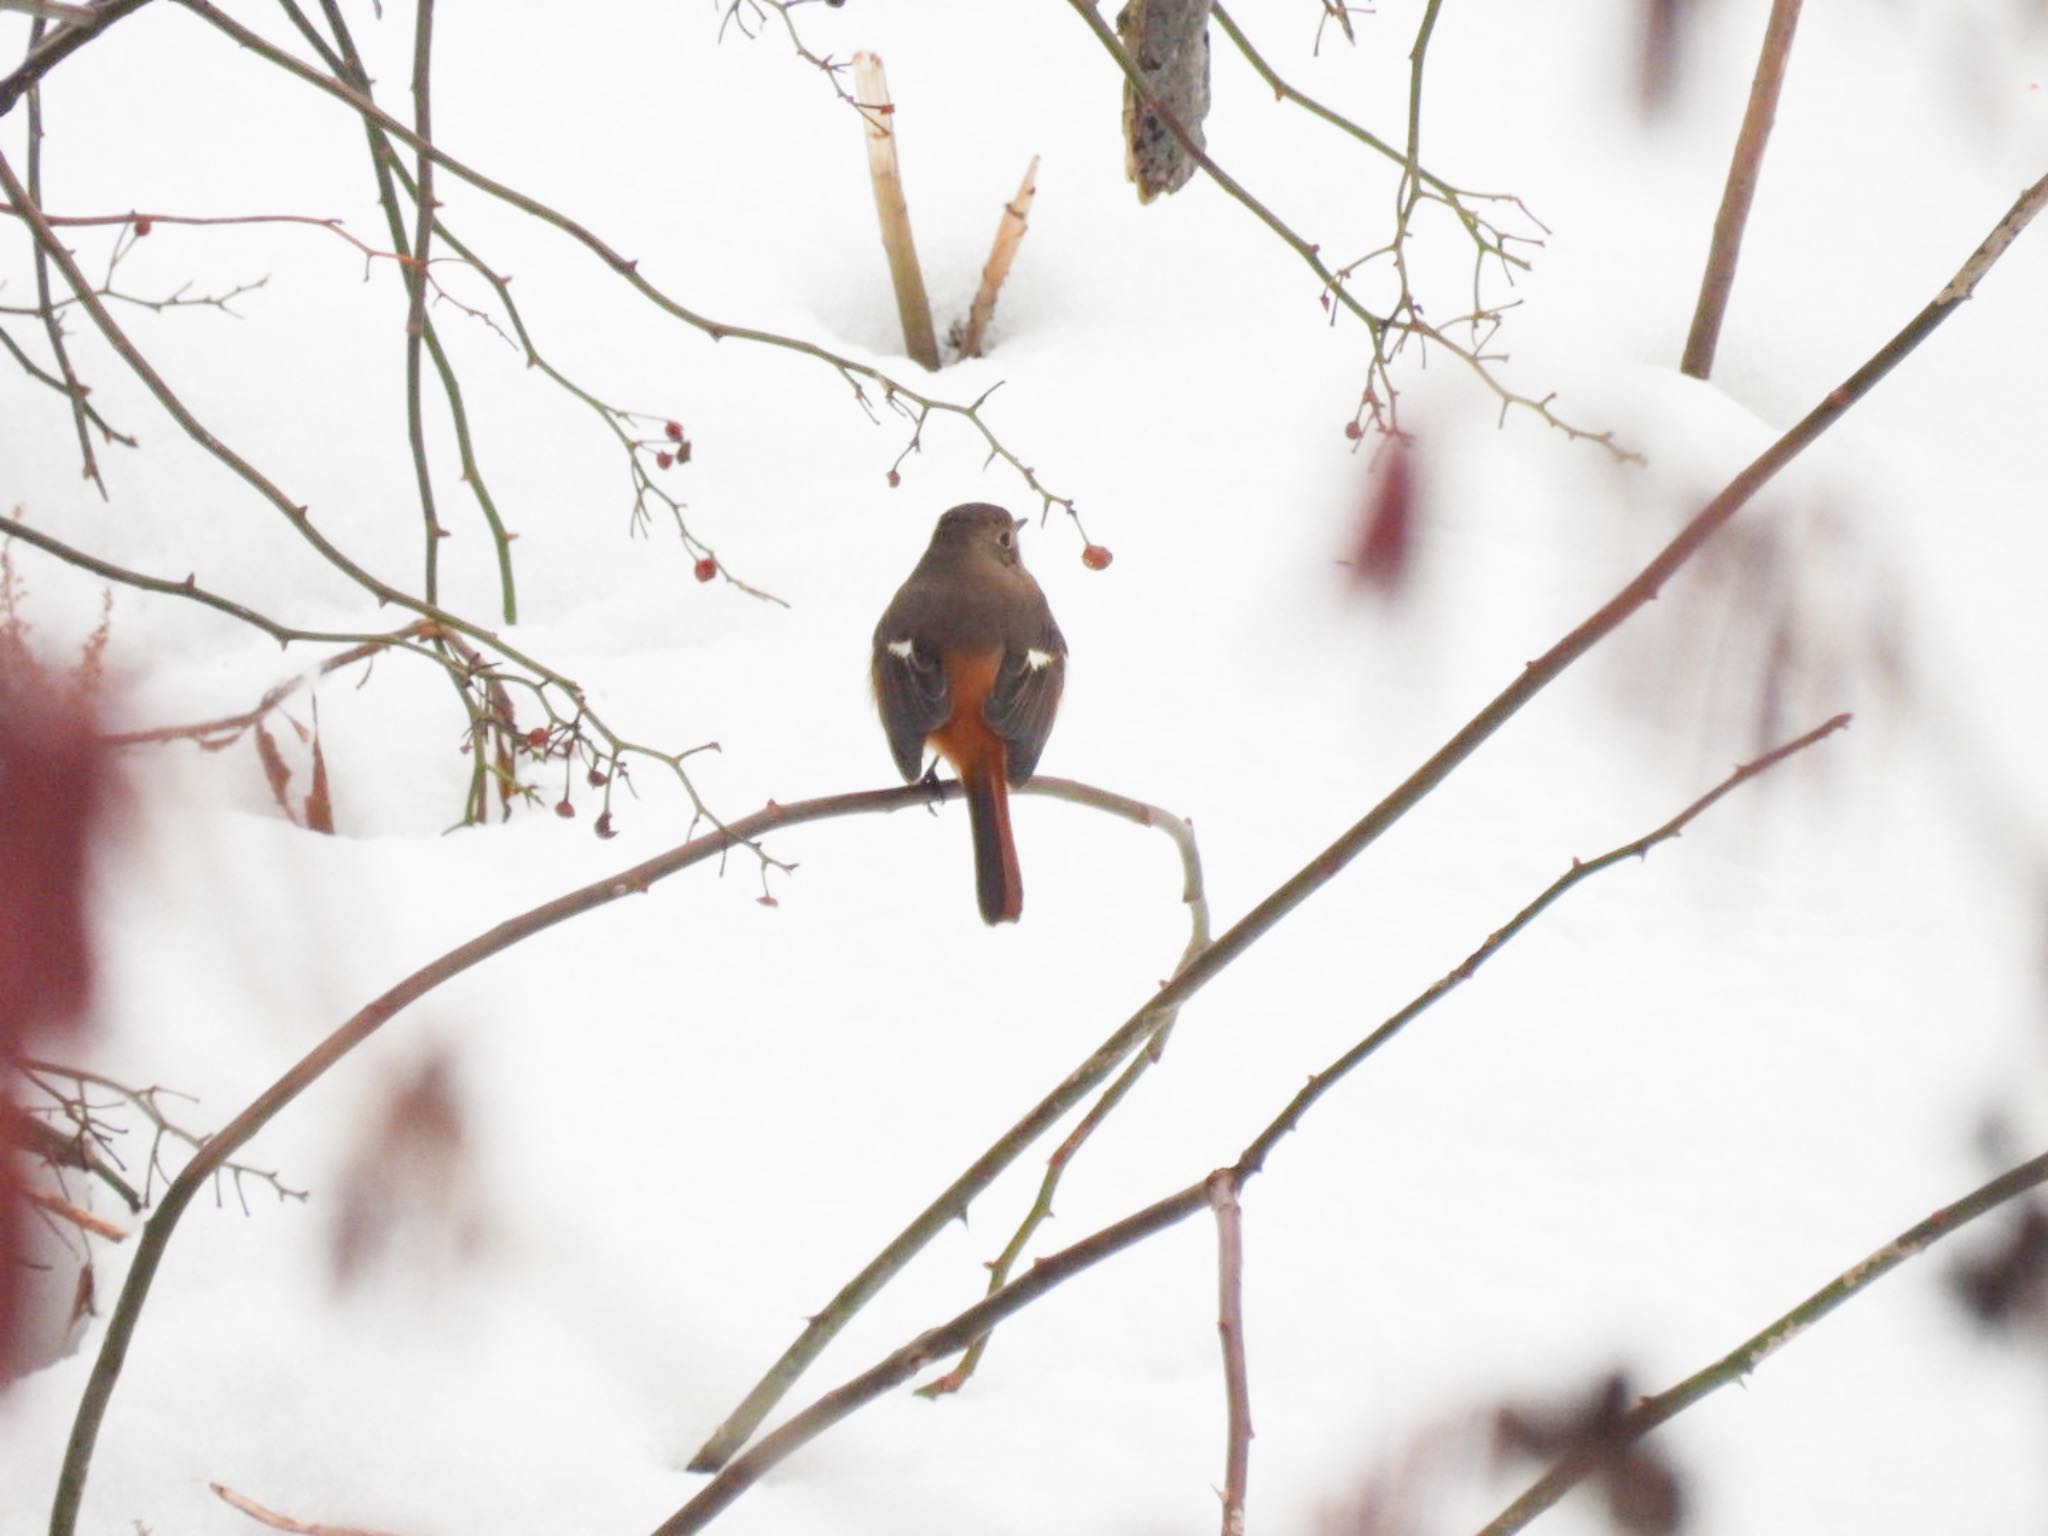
[1024, 647, 1057, 670]
[886, 638, 916, 659]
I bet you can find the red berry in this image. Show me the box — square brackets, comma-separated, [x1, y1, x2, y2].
[525, 726, 549, 748]
[594, 811, 616, 839]
[586, 767, 608, 787]
[133, 216, 153, 237]
[886, 469, 901, 488]
[656, 451, 673, 469]
[674, 440, 692, 464]
[664, 420, 683, 441]
[693, 556, 718, 583]
[554, 798, 576, 818]
[1344, 420, 1363, 441]
[1081, 544, 1113, 571]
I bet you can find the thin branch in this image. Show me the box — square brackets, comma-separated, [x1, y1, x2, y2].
[22, 21, 106, 497]
[1210, 1170, 1251, 1536]
[918, 776, 1208, 1397]
[0, 512, 432, 653]
[211, 1482, 409, 1536]
[656, 1179, 1219, 1536]
[403, 0, 441, 603]
[21, 1059, 308, 1213]
[717, 0, 883, 127]
[0, 509, 704, 835]
[656, 716, 1850, 1530]
[1475, 1146, 2048, 1535]
[99, 627, 429, 748]
[21, 1184, 128, 1242]
[1235, 713, 1851, 1178]
[301, 0, 519, 631]
[0, 315, 134, 444]
[1210, 2, 1539, 284]
[687, 169, 2048, 1471]
[5, 1099, 141, 1210]
[0, 0, 156, 119]
[1681, 0, 1803, 380]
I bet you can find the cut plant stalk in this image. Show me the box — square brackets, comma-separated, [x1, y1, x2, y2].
[955, 155, 1039, 359]
[852, 51, 940, 371]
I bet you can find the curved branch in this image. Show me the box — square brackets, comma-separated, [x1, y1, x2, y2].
[0, 0, 157, 119]
[45, 772, 1188, 1535]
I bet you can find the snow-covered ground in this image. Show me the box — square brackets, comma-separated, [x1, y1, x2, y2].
[5, 2, 2047, 1533]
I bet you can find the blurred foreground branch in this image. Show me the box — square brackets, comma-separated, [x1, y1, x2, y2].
[1476, 1145, 2048, 1535]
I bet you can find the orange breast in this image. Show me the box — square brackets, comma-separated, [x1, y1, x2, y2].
[926, 648, 1007, 781]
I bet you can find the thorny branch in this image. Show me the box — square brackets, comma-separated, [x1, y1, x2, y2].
[918, 779, 1209, 1398]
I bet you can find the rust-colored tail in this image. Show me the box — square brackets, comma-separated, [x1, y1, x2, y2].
[964, 767, 1023, 924]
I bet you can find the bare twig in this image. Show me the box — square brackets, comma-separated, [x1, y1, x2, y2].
[99, 625, 435, 749]
[21, 21, 106, 497]
[20, 1059, 308, 1212]
[1681, 0, 1803, 379]
[687, 170, 2047, 1473]
[0, 512, 672, 831]
[655, 717, 1851, 1530]
[918, 776, 1207, 1397]
[1210, 1170, 1252, 1536]
[211, 1482, 409, 1536]
[297, 0, 520, 631]
[1234, 713, 1852, 1178]
[718, 0, 880, 126]
[5, 1102, 140, 1210]
[0, 0, 156, 118]
[403, 0, 443, 603]
[21, 1185, 128, 1242]
[1475, 1146, 2048, 1535]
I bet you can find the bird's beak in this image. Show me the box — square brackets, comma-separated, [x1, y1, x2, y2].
[1012, 516, 1027, 531]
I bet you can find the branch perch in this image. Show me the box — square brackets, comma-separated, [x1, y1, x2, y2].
[46, 773, 1200, 1535]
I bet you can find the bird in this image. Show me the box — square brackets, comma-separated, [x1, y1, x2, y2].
[871, 503, 1067, 924]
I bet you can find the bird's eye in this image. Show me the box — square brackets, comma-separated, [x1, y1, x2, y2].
[997, 528, 1014, 550]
